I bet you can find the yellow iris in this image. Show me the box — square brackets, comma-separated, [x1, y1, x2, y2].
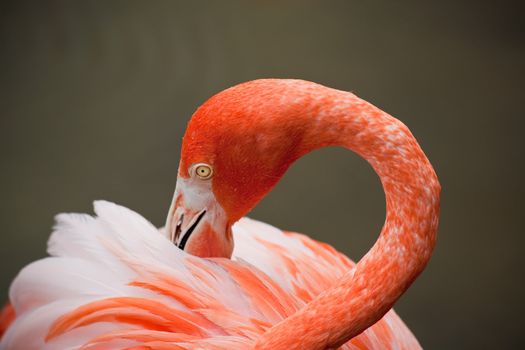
[194, 164, 213, 179]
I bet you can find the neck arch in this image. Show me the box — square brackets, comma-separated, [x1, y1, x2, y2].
[248, 80, 441, 349]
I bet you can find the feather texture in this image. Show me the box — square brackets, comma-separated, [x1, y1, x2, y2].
[1, 201, 420, 349]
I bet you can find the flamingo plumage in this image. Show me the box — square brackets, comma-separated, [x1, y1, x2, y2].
[0, 79, 440, 349]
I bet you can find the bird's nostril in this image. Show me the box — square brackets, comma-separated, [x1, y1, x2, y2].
[173, 214, 184, 244]
[176, 214, 184, 228]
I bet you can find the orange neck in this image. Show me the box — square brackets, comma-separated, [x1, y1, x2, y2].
[246, 81, 441, 349]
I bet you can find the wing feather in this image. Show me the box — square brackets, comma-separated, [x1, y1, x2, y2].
[1, 202, 420, 350]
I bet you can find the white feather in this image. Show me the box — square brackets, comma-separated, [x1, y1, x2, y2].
[1, 201, 419, 350]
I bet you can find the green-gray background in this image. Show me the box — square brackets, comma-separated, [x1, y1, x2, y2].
[1, 1, 523, 348]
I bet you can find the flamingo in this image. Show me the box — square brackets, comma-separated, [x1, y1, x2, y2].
[0, 79, 440, 349]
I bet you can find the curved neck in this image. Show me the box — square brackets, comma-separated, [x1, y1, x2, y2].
[253, 84, 441, 349]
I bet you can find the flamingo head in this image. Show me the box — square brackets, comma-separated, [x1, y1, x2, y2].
[166, 80, 312, 258]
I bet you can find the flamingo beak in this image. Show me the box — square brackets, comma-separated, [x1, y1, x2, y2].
[167, 205, 207, 250]
[165, 177, 232, 258]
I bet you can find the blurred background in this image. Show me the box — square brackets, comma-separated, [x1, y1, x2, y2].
[1, 1, 523, 348]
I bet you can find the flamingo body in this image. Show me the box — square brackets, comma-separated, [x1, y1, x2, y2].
[1, 201, 419, 349]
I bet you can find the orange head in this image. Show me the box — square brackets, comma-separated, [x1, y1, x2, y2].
[166, 80, 322, 258]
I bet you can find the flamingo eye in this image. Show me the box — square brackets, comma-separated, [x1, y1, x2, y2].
[193, 163, 213, 180]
